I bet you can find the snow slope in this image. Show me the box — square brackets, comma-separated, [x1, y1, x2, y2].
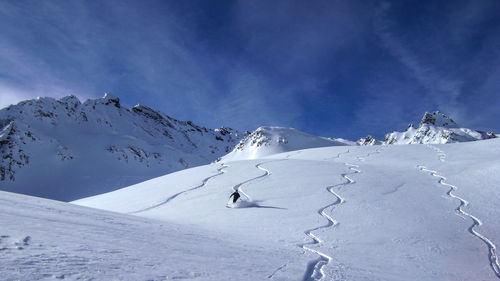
[0, 94, 243, 201]
[75, 138, 500, 280]
[0, 190, 296, 280]
[220, 126, 348, 161]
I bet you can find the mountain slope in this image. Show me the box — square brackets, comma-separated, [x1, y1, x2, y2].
[0, 190, 298, 280]
[0, 94, 243, 201]
[385, 111, 497, 144]
[219, 126, 348, 161]
[75, 139, 500, 280]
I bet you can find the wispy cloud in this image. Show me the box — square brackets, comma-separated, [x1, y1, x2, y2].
[374, 2, 463, 110]
[234, 0, 368, 74]
[212, 67, 304, 130]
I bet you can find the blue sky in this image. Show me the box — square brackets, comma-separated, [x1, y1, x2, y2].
[0, 0, 499, 140]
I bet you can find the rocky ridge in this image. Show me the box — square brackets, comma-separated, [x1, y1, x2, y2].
[0, 94, 244, 200]
[357, 111, 497, 145]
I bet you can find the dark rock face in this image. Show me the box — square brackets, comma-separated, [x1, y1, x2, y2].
[419, 112, 458, 128]
[357, 135, 382, 146]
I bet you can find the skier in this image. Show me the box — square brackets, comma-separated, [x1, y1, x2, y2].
[229, 189, 240, 204]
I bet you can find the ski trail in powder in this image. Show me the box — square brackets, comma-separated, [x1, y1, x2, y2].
[230, 162, 275, 201]
[231, 151, 302, 199]
[299, 150, 356, 281]
[418, 145, 500, 278]
[299, 148, 383, 281]
[129, 164, 228, 214]
[226, 153, 297, 279]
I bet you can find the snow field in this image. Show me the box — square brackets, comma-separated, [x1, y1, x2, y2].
[76, 140, 500, 280]
[1, 139, 498, 280]
[1, 190, 295, 281]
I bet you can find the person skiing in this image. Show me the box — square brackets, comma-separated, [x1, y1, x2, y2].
[229, 189, 240, 204]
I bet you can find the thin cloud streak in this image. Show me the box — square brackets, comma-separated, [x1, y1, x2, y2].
[374, 2, 463, 109]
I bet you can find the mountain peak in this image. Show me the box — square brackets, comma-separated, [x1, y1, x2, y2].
[103, 92, 118, 101]
[0, 94, 243, 200]
[419, 111, 458, 128]
[220, 126, 347, 161]
[385, 111, 496, 144]
[357, 135, 382, 146]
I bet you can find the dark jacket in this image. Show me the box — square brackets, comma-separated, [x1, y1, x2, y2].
[229, 191, 240, 203]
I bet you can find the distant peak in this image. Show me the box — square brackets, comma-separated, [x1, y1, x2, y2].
[103, 92, 119, 101]
[59, 94, 79, 100]
[102, 93, 120, 108]
[58, 95, 81, 105]
[419, 111, 458, 128]
[357, 135, 382, 146]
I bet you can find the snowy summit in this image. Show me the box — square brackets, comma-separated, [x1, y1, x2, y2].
[220, 126, 347, 161]
[384, 111, 496, 144]
[419, 111, 459, 128]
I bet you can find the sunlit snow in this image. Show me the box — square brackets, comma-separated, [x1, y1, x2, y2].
[70, 139, 499, 280]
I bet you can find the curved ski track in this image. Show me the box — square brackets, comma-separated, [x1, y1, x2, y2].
[427, 144, 446, 162]
[299, 150, 361, 281]
[418, 146, 500, 278]
[130, 164, 228, 214]
[356, 148, 383, 162]
[230, 161, 279, 201]
[299, 148, 384, 281]
[231, 151, 302, 201]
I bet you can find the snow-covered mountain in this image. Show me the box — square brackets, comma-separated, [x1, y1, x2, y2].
[219, 126, 349, 161]
[356, 135, 383, 146]
[385, 111, 497, 144]
[2, 100, 497, 202]
[0, 94, 243, 201]
[71, 139, 500, 280]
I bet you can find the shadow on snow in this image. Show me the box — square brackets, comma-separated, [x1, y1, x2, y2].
[231, 200, 287, 210]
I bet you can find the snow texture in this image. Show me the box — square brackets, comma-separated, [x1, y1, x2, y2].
[71, 138, 500, 280]
[1, 190, 293, 281]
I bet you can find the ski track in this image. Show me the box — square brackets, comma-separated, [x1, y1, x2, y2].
[427, 144, 446, 162]
[230, 161, 276, 201]
[299, 150, 359, 281]
[133, 151, 300, 213]
[226, 153, 298, 278]
[299, 148, 384, 281]
[129, 164, 228, 214]
[267, 263, 288, 279]
[418, 145, 500, 278]
[356, 148, 383, 162]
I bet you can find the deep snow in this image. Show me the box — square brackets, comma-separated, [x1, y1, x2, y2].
[72, 139, 500, 280]
[0, 190, 295, 280]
